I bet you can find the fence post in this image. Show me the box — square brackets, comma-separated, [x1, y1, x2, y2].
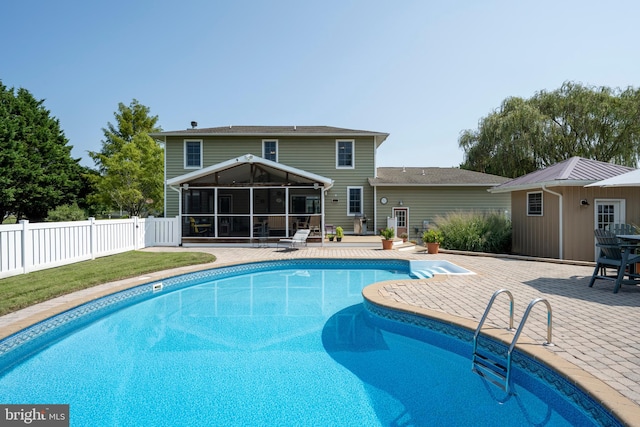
[133, 216, 140, 250]
[20, 220, 31, 274]
[145, 216, 154, 248]
[89, 217, 96, 260]
[174, 216, 181, 246]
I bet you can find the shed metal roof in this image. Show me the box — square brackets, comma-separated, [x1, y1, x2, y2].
[490, 157, 634, 193]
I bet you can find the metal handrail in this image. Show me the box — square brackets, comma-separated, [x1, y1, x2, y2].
[472, 289, 515, 360]
[505, 298, 553, 392]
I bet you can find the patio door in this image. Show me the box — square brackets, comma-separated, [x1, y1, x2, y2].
[392, 207, 408, 238]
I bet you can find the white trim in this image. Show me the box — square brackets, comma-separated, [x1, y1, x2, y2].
[183, 139, 203, 169]
[336, 139, 355, 169]
[526, 191, 543, 216]
[347, 186, 363, 216]
[167, 153, 334, 189]
[262, 139, 278, 162]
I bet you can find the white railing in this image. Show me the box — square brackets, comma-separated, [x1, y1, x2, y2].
[0, 216, 181, 279]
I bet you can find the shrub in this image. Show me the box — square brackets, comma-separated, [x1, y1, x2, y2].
[422, 229, 443, 244]
[433, 211, 511, 253]
[380, 227, 395, 240]
[46, 203, 87, 222]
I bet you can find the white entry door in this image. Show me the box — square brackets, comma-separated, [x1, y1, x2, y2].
[594, 199, 625, 231]
[594, 199, 625, 259]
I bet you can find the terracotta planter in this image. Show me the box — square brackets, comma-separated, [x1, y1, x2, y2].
[382, 239, 394, 250]
[426, 242, 440, 254]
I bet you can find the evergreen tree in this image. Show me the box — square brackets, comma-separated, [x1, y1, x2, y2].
[0, 81, 83, 221]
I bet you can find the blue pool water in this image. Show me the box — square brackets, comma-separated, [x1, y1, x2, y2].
[0, 260, 617, 426]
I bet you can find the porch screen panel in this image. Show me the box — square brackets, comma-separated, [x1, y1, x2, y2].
[183, 190, 214, 214]
[253, 189, 285, 214]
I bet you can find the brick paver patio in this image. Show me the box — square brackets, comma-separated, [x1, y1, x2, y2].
[2, 243, 639, 424]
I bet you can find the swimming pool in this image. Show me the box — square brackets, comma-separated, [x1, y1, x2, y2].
[0, 259, 619, 426]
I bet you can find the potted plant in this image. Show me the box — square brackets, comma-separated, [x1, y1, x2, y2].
[422, 229, 443, 254]
[335, 226, 344, 242]
[400, 232, 408, 243]
[380, 227, 395, 250]
[327, 233, 335, 241]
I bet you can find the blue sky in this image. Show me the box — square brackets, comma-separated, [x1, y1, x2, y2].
[2, 0, 639, 168]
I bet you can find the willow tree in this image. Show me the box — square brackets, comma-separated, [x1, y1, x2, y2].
[459, 82, 640, 178]
[89, 100, 163, 217]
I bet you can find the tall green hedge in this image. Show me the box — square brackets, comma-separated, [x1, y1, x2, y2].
[434, 211, 511, 254]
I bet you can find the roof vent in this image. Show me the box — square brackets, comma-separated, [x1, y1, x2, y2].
[293, 125, 297, 131]
[402, 166, 406, 173]
[422, 169, 425, 175]
[190, 121, 197, 129]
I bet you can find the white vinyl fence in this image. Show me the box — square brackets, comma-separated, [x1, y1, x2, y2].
[0, 216, 181, 279]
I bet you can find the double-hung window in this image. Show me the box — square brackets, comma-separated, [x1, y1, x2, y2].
[184, 140, 202, 169]
[263, 140, 278, 161]
[527, 191, 543, 216]
[347, 186, 363, 216]
[336, 140, 354, 169]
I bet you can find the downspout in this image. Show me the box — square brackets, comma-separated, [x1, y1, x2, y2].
[162, 136, 167, 217]
[541, 185, 563, 259]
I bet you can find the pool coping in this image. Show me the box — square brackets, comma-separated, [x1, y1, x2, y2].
[362, 282, 640, 427]
[2, 256, 640, 426]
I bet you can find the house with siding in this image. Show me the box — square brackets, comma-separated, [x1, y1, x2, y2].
[370, 167, 510, 240]
[151, 125, 511, 245]
[489, 157, 638, 262]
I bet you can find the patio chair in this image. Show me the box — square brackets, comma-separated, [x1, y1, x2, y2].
[609, 223, 637, 236]
[277, 229, 311, 250]
[189, 217, 209, 236]
[588, 229, 640, 293]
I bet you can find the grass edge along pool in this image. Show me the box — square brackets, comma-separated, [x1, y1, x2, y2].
[0, 258, 624, 426]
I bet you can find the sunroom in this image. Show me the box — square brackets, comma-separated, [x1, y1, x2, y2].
[166, 154, 334, 243]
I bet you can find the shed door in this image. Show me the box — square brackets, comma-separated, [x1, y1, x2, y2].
[594, 199, 625, 259]
[594, 199, 625, 230]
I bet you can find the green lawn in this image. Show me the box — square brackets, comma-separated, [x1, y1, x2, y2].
[0, 251, 216, 316]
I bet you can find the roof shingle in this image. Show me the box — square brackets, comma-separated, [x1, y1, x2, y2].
[369, 167, 509, 186]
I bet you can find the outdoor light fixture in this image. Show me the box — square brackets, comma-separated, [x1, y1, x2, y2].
[399, 200, 404, 206]
[580, 199, 589, 206]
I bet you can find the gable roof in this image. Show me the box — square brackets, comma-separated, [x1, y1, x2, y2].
[490, 157, 634, 193]
[369, 167, 509, 187]
[151, 125, 389, 146]
[166, 153, 334, 188]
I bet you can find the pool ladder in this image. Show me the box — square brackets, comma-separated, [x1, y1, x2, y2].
[471, 289, 553, 394]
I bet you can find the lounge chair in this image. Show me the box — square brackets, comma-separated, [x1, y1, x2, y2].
[277, 229, 311, 250]
[588, 229, 640, 293]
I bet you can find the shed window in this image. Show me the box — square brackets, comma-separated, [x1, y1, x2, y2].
[527, 192, 543, 216]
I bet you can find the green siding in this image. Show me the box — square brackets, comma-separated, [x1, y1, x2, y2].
[163, 135, 377, 227]
[374, 187, 511, 239]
